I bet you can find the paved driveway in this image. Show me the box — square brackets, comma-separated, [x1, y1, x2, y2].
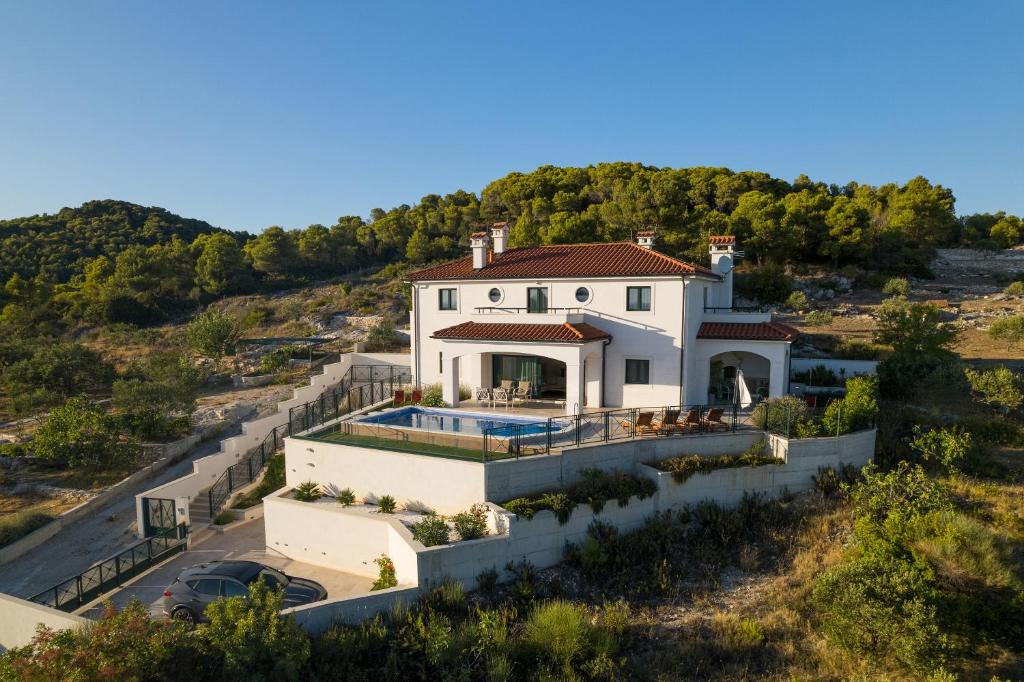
[81, 517, 372, 619]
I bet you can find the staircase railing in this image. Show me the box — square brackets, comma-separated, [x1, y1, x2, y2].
[203, 364, 413, 520]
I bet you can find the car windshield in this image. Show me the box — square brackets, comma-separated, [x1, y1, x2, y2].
[252, 566, 288, 590]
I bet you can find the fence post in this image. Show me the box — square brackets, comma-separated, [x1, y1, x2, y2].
[227, 467, 233, 492]
[546, 418, 553, 454]
[247, 456, 253, 482]
[575, 414, 582, 446]
[75, 575, 83, 607]
[603, 412, 610, 441]
[732, 402, 738, 432]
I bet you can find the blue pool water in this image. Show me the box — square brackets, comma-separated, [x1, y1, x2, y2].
[355, 407, 563, 436]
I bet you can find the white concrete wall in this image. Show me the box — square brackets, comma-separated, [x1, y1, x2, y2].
[790, 358, 878, 378]
[413, 276, 691, 408]
[686, 339, 789, 405]
[284, 436, 487, 514]
[484, 431, 764, 502]
[134, 352, 410, 536]
[267, 427, 876, 632]
[0, 593, 89, 652]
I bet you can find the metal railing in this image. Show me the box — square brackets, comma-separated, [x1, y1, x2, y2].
[703, 305, 768, 313]
[207, 424, 287, 517]
[482, 403, 749, 459]
[205, 364, 413, 520]
[473, 306, 583, 314]
[28, 523, 188, 613]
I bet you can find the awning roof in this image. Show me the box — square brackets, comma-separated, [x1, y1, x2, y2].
[696, 321, 798, 342]
[431, 321, 611, 344]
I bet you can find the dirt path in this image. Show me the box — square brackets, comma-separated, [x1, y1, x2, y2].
[0, 424, 243, 598]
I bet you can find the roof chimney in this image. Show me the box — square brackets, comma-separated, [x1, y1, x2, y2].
[709, 235, 739, 308]
[490, 221, 509, 255]
[470, 231, 489, 269]
[636, 229, 656, 249]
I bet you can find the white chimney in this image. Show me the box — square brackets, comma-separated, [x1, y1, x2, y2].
[636, 229, 656, 249]
[491, 221, 509, 255]
[708, 235, 738, 308]
[470, 231, 489, 269]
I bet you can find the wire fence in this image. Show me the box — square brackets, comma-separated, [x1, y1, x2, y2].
[28, 523, 188, 613]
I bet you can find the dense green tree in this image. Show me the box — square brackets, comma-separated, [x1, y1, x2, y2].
[193, 233, 253, 296]
[33, 397, 137, 470]
[244, 226, 298, 277]
[874, 299, 958, 354]
[1, 342, 115, 414]
[730, 191, 790, 263]
[113, 351, 204, 439]
[186, 310, 243, 360]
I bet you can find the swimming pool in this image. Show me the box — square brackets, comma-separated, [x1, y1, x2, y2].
[354, 407, 565, 436]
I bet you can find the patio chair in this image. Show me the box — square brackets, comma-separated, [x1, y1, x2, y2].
[474, 387, 492, 404]
[512, 381, 532, 406]
[410, 389, 423, 404]
[703, 408, 730, 432]
[491, 387, 511, 409]
[618, 411, 658, 436]
[499, 379, 516, 393]
[651, 409, 681, 434]
[393, 389, 405, 405]
[675, 409, 701, 433]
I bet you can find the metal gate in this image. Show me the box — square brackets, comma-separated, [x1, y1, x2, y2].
[141, 497, 177, 537]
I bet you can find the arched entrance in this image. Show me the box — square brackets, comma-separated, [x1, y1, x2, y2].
[707, 351, 771, 406]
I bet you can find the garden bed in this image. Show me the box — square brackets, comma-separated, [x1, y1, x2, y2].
[499, 468, 657, 524]
[652, 440, 783, 484]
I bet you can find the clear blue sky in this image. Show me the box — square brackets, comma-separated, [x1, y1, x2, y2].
[1, 1, 1021, 232]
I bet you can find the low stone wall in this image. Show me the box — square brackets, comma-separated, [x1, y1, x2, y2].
[0, 593, 88, 652]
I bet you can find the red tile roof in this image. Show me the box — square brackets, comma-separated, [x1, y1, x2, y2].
[708, 235, 736, 245]
[697, 321, 798, 342]
[406, 242, 718, 281]
[431, 321, 611, 344]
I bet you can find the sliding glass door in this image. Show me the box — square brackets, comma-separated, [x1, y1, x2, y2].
[492, 355, 542, 397]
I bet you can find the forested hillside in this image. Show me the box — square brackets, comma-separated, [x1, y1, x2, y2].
[2, 164, 1023, 331]
[0, 199, 235, 284]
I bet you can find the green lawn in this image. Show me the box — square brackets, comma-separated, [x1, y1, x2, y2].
[310, 431, 511, 462]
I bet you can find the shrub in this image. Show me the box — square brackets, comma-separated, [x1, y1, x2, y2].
[410, 515, 449, 546]
[451, 504, 488, 540]
[1005, 281, 1024, 296]
[202, 579, 311, 679]
[785, 290, 809, 311]
[371, 555, 398, 590]
[376, 495, 397, 514]
[751, 395, 814, 435]
[33, 397, 138, 471]
[213, 510, 235, 526]
[875, 299, 958, 354]
[521, 600, 617, 679]
[501, 470, 655, 524]
[910, 425, 971, 474]
[812, 464, 858, 498]
[804, 310, 833, 327]
[987, 314, 1024, 349]
[335, 488, 356, 506]
[834, 338, 881, 360]
[366, 318, 395, 352]
[186, 309, 242, 360]
[955, 414, 1023, 446]
[258, 348, 291, 374]
[821, 375, 878, 435]
[882, 276, 910, 298]
[965, 365, 1024, 411]
[292, 481, 322, 502]
[475, 567, 499, 593]
[655, 442, 782, 484]
[418, 384, 445, 407]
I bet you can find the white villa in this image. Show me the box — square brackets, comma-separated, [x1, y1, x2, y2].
[407, 224, 797, 413]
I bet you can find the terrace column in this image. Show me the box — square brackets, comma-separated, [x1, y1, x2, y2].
[565, 362, 584, 415]
[442, 355, 460, 407]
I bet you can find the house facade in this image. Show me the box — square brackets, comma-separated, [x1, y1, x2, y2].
[406, 224, 795, 414]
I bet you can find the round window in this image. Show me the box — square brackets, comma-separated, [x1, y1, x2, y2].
[488, 288, 502, 303]
[575, 287, 591, 304]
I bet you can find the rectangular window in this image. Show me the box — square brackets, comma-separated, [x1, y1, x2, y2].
[438, 288, 457, 310]
[703, 287, 709, 310]
[625, 359, 650, 384]
[626, 286, 651, 311]
[527, 287, 548, 313]
[439, 352, 443, 374]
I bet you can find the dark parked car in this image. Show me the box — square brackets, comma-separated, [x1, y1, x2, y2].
[162, 560, 327, 625]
